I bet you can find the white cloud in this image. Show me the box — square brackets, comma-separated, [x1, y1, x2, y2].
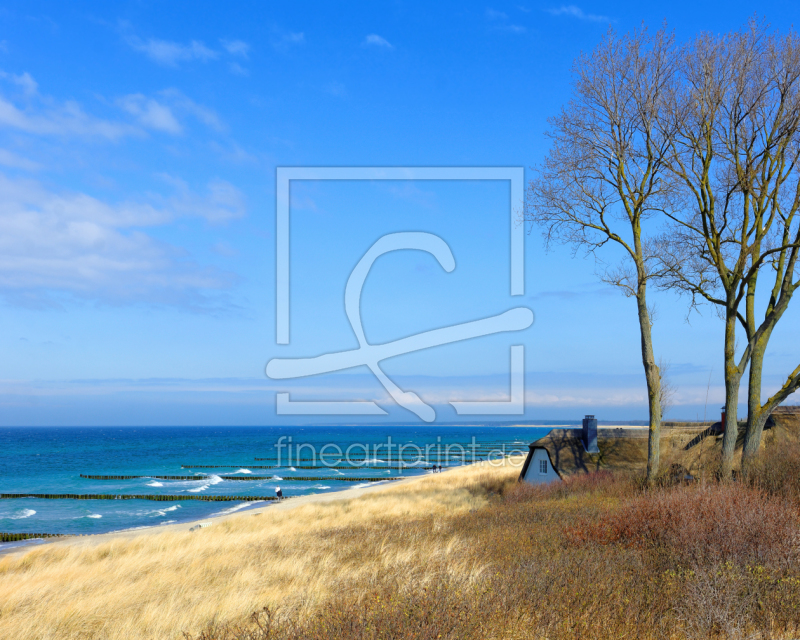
[114, 89, 224, 135]
[154, 174, 246, 223]
[547, 5, 611, 22]
[0, 148, 41, 171]
[14, 72, 38, 96]
[488, 23, 526, 34]
[364, 34, 393, 49]
[486, 9, 508, 19]
[211, 240, 238, 257]
[0, 173, 244, 308]
[0, 71, 38, 96]
[229, 62, 249, 76]
[159, 88, 225, 131]
[126, 35, 218, 67]
[0, 94, 135, 139]
[270, 29, 305, 52]
[117, 94, 182, 134]
[221, 39, 250, 58]
[0, 73, 224, 143]
[1, 71, 136, 139]
[485, 8, 526, 32]
[209, 140, 257, 164]
[277, 32, 305, 46]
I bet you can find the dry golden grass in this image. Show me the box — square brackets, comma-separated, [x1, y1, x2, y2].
[186, 456, 800, 640]
[0, 459, 523, 640]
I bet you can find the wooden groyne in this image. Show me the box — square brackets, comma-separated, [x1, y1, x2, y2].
[79, 474, 276, 481]
[216, 476, 397, 482]
[1, 532, 68, 542]
[77, 476, 398, 483]
[181, 465, 438, 471]
[181, 465, 277, 469]
[256, 476, 396, 482]
[0, 494, 280, 501]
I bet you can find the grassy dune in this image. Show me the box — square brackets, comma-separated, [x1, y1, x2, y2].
[0, 460, 521, 640]
[5, 448, 800, 639]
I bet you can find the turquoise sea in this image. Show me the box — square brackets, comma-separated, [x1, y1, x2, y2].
[0, 425, 550, 549]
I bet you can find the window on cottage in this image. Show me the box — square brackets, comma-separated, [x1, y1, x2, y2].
[539, 459, 547, 474]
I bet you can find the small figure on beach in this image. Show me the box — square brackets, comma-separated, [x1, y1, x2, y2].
[275, 487, 283, 500]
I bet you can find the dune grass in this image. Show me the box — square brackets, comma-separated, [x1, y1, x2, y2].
[0, 460, 520, 640]
[4, 447, 800, 640]
[188, 447, 800, 640]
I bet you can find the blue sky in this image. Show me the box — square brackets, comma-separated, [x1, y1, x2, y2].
[0, 0, 798, 425]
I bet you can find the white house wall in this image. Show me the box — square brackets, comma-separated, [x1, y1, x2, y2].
[522, 448, 561, 484]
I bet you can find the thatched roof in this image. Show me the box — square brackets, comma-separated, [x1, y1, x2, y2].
[522, 428, 649, 479]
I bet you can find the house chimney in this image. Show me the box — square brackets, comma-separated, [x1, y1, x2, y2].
[582, 415, 599, 453]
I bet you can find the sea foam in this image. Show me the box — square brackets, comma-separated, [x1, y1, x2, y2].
[212, 500, 264, 517]
[188, 475, 222, 492]
[352, 481, 387, 490]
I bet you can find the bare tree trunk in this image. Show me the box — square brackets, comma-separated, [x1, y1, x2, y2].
[636, 283, 662, 482]
[742, 333, 769, 466]
[743, 324, 800, 467]
[720, 312, 741, 479]
[742, 224, 800, 465]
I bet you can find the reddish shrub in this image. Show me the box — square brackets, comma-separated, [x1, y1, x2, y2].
[566, 483, 799, 567]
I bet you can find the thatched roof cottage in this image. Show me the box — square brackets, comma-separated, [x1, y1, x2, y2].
[519, 407, 800, 483]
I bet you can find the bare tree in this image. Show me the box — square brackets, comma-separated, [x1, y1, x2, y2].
[656, 21, 800, 476]
[741, 42, 800, 461]
[526, 26, 678, 483]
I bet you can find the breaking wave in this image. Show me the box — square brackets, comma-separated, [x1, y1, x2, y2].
[188, 475, 223, 493]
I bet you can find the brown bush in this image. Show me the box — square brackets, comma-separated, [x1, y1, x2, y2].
[746, 440, 800, 501]
[565, 483, 799, 568]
